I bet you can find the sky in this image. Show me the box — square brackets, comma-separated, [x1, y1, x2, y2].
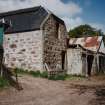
[0, 0, 105, 33]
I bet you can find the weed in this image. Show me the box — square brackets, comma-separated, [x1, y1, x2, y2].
[40, 71, 48, 78]
[14, 68, 29, 74]
[48, 74, 66, 80]
[15, 68, 86, 81]
[0, 76, 10, 88]
[65, 74, 85, 80]
[29, 71, 40, 77]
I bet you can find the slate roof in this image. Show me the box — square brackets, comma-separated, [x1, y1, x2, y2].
[69, 36, 105, 53]
[0, 6, 64, 34]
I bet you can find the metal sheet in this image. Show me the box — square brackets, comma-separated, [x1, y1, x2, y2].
[69, 36, 105, 53]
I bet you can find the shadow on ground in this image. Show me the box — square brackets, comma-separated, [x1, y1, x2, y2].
[90, 88, 105, 105]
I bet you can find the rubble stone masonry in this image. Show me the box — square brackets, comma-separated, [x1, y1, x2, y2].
[3, 15, 67, 72]
[43, 15, 67, 70]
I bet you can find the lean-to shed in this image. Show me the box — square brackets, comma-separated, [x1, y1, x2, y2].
[67, 36, 105, 76]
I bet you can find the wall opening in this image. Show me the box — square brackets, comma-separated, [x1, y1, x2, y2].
[61, 51, 66, 70]
[87, 55, 94, 76]
[55, 22, 60, 39]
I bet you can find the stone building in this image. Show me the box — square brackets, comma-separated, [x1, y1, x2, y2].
[0, 6, 67, 72]
[67, 36, 105, 76]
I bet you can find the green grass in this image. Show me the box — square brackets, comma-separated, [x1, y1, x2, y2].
[15, 68, 48, 78]
[40, 71, 48, 78]
[29, 71, 41, 77]
[29, 71, 48, 78]
[15, 68, 86, 81]
[14, 68, 29, 74]
[65, 74, 86, 80]
[48, 74, 85, 81]
[48, 74, 66, 80]
[0, 76, 10, 88]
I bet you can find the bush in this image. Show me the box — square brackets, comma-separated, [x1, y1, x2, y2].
[29, 71, 41, 77]
[15, 68, 86, 81]
[65, 74, 85, 80]
[14, 68, 29, 74]
[48, 74, 86, 81]
[40, 71, 48, 78]
[55, 74, 66, 80]
[0, 76, 10, 88]
[48, 74, 66, 80]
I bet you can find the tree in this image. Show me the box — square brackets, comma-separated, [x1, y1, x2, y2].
[69, 24, 104, 38]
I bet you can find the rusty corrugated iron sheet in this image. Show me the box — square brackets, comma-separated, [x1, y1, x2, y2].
[69, 36, 105, 53]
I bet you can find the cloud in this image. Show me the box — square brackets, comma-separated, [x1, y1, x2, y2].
[89, 23, 105, 33]
[0, 0, 104, 34]
[0, 0, 105, 31]
[62, 17, 83, 31]
[62, 16, 105, 34]
[0, 0, 83, 31]
[0, 0, 82, 17]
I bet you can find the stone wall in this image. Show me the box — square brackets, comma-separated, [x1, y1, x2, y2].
[3, 15, 67, 72]
[3, 31, 43, 71]
[43, 15, 67, 70]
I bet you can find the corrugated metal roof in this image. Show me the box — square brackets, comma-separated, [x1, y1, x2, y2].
[69, 36, 105, 53]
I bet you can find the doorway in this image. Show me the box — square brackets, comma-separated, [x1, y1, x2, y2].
[87, 55, 94, 76]
[61, 51, 66, 70]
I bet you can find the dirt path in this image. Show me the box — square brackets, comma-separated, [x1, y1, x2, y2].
[0, 75, 105, 105]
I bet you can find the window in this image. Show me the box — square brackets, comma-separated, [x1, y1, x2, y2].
[55, 22, 60, 39]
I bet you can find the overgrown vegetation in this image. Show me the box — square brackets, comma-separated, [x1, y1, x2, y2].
[14, 68, 29, 74]
[29, 71, 41, 77]
[49, 74, 85, 81]
[0, 76, 10, 88]
[15, 68, 86, 81]
[40, 71, 48, 78]
[15, 68, 48, 78]
[65, 74, 85, 80]
[48, 74, 66, 80]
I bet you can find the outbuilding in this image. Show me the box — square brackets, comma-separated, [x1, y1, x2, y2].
[67, 36, 105, 76]
[0, 6, 67, 72]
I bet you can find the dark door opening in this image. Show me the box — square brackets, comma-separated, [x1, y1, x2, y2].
[87, 55, 94, 76]
[61, 51, 66, 70]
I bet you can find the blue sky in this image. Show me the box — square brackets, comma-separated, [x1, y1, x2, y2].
[61, 0, 105, 32]
[0, 0, 105, 33]
[62, 0, 105, 23]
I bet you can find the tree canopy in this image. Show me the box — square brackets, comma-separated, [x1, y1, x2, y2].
[68, 24, 104, 38]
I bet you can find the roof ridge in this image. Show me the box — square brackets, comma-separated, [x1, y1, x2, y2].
[0, 6, 42, 17]
[40, 6, 64, 24]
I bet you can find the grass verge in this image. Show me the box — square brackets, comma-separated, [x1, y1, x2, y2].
[15, 68, 86, 81]
[0, 76, 10, 88]
[65, 74, 86, 80]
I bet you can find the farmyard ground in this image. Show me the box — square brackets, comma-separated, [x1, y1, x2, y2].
[0, 75, 105, 105]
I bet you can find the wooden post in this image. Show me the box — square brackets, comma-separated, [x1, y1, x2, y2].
[85, 51, 88, 77]
[0, 61, 3, 77]
[44, 63, 50, 77]
[96, 54, 99, 73]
